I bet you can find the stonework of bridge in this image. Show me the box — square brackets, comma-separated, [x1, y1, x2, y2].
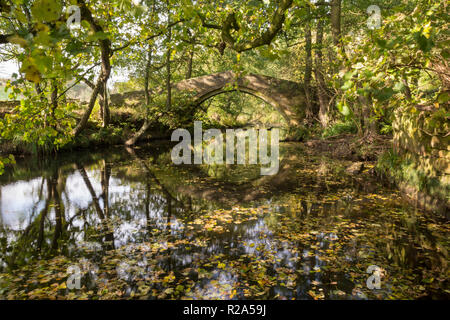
[110, 71, 306, 126]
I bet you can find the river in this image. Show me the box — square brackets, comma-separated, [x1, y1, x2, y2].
[0, 142, 448, 299]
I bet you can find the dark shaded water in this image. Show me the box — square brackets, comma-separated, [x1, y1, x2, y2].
[0, 142, 448, 300]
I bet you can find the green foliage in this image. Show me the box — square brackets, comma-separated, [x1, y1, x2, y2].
[0, 86, 13, 100]
[377, 149, 449, 203]
[380, 123, 393, 135]
[1, 81, 75, 153]
[0, 154, 15, 175]
[90, 127, 124, 145]
[322, 121, 357, 138]
[284, 126, 309, 141]
[338, 0, 448, 131]
[376, 149, 402, 174]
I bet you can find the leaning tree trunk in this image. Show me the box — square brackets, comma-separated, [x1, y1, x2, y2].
[72, 1, 112, 137]
[73, 73, 110, 138]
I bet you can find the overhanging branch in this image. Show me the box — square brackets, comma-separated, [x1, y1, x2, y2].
[220, 0, 294, 53]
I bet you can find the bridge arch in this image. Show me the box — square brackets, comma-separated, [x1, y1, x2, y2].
[194, 86, 292, 125]
[172, 71, 306, 127]
[110, 71, 307, 127]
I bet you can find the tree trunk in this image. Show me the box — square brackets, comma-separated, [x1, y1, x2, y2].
[72, 76, 105, 136]
[186, 47, 194, 79]
[402, 77, 412, 100]
[77, 163, 114, 250]
[77, 165, 105, 220]
[166, 1, 172, 111]
[144, 180, 152, 235]
[101, 160, 111, 218]
[50, 174, 63, 251]
[50, 81, 58, 121]
[359, 94, 377, 138]
[102, 80, 110, 127]
[304, 12, 313, 122]
[72, 1, 112, 136]
[330, 0, 342, 46]
[37, 197, 50, 252]
[99, 82, 104, 121]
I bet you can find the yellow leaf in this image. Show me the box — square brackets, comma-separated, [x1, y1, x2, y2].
[7, 35, 28, 48]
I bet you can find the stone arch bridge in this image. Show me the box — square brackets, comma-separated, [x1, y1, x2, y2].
[110, 71, 306, 126]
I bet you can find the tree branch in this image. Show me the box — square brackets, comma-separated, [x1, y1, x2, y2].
[220, 0, 294, 53]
